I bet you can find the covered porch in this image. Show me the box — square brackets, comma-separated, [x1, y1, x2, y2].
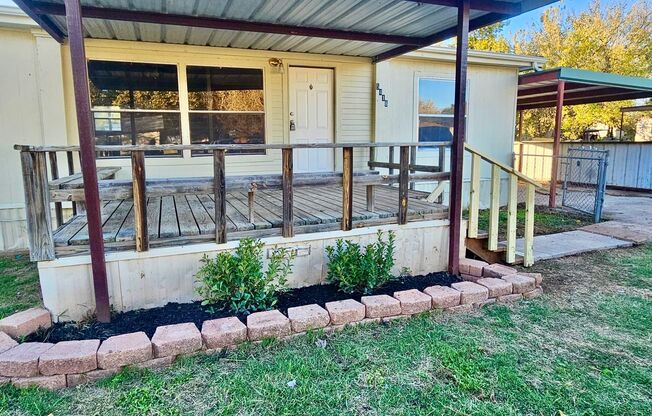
[14, 0, 552, 322]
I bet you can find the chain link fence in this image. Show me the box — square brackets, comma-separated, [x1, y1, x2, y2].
[560, 148, 608, 222]
[516, 147, 608, 223]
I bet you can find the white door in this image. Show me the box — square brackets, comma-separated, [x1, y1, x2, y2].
[289, 67, 334, 172]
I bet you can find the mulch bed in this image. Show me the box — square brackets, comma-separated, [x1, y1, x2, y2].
[27, 272, 459, 343]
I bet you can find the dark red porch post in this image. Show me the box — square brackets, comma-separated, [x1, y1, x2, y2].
[448, 0, 470, 276]
[549, 80, 565, 208]
[64, 0, 111, 322]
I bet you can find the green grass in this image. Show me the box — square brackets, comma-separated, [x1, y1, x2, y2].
[471, 206, 592, 238]
[0, 255, 41, 319]
[1, 245, 651, 415]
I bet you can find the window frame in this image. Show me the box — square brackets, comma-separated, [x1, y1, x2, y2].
[185, 64, 267, 157]
[88, 59, 184, 159]
[414, 75, 469, 144]
[87, 59, 269, 159]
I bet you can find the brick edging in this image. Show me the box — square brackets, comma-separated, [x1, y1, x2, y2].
[0, 262, 542, 390]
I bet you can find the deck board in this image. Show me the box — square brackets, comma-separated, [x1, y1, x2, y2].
[53, 185, 448, 253]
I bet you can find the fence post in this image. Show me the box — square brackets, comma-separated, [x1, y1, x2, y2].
[131, 150, 148, 252]
[398, 146, 409, 225]
[20, 151, 55, 261]
[213, 149, 226, 244]
[282, 148, 294, 237]
[342, 147, 353, 231]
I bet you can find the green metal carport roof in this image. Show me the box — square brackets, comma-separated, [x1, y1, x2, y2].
[517, 67, 652, 110]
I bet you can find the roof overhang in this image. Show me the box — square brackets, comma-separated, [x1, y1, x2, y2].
[14, 0, 557, 62]
[399, 45, 546, 68]
[518, 67, 652, 110]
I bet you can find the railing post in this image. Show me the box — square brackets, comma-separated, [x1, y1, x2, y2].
[398, 145, 409, 225]
[213, 149, 226, 244]
[367, 146, 375, 211]
[342, 146, 353, 231]
[48, 151, 63, 227]
[487, 164, 501, 251]
[523, 183, 535, 267]
[467, 152, 481, 238]
[409, 145, 417, 190]
[248, 184, 256, 224]
[282, 148, 294, 237]
[20, 151, 55, 261]
[131, 150, 148, 252]
[388, 146, 395, 175]
[506, 174, 518, 264]
[66, 151, 77, 215]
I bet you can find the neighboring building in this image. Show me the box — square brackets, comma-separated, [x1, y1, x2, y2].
[0, 5, 544, 252]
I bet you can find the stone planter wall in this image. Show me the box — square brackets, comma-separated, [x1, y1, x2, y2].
[0, 261, 542, 390]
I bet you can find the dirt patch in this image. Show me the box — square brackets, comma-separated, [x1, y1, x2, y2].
[27, 272, 460, 343]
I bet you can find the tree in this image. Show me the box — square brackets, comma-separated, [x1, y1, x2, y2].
[468, 22, 511, 53]
[513, 0, 652, 140]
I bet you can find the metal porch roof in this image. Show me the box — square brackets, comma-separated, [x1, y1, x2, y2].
[16, 0, 557, 62]
[518, 67, 652, 110]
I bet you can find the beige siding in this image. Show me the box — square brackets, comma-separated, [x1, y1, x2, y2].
[374, 57, 520, 207]
[0, 26, 67, 251]
[60, 39, 375, 179]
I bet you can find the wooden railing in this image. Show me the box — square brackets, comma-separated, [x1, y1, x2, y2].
[464, 144, 543, 267]
[16, 142, 451, 261]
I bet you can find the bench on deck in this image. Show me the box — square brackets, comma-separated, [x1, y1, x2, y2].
[48, 169, 446, 225]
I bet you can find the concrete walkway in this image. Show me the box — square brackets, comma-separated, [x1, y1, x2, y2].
[515, 230, 633, 262]
[514, 191, 651, 262]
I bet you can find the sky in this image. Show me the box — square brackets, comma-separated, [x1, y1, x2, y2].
[503, 0, 634, 37]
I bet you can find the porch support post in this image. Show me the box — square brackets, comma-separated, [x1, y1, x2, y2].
[448, 0, 470, 276]
[549, 80, 565, 208]
[64, 0, 110, 322]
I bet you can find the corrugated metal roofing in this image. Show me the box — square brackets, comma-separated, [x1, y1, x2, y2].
[24, 0, 557, 60]
[518, 67, 652, 109]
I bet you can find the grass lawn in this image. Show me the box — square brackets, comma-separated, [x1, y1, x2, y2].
[1, 245, 651, 415]
[0, 255, 41, 320]
[473, 206, 593, 239]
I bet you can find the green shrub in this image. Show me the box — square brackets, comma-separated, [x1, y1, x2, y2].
[195, 238, 295, 314]
[325, 230, 397, 294]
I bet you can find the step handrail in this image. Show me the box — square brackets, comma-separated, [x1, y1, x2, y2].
[463, 143, 536, 267]
[464, 143, 543, 188]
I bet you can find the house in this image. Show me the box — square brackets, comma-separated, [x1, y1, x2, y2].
[2, 0, 549, 321]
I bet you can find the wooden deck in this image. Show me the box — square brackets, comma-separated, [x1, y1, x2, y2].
[53, 184, 447, 255]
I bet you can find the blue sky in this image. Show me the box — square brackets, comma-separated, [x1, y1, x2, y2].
[503, 0, 633, 37]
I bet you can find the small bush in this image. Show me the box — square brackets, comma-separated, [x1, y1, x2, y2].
[325, 230, 397, 294]
[195, 238, 295, 314]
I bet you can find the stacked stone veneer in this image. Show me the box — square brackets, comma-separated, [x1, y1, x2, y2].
[0, 259, 542, 390]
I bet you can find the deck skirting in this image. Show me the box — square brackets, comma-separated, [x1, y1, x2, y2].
[38, 220, 463, 321]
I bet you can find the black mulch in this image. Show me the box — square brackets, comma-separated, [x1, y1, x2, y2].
[27, 272, 460, 343]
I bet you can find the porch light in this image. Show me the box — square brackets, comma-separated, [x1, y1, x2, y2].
[268, 57, 284, 74]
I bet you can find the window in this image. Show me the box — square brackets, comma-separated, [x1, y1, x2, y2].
[187, 66, 265, 156]
[417, 78, 455, 143]
[89, 61, 182, 158]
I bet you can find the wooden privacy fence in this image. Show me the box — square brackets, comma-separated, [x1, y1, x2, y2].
[515, 140, 652, 191]
[16, 142, 451, 261]
[465, 143, 543, 267]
